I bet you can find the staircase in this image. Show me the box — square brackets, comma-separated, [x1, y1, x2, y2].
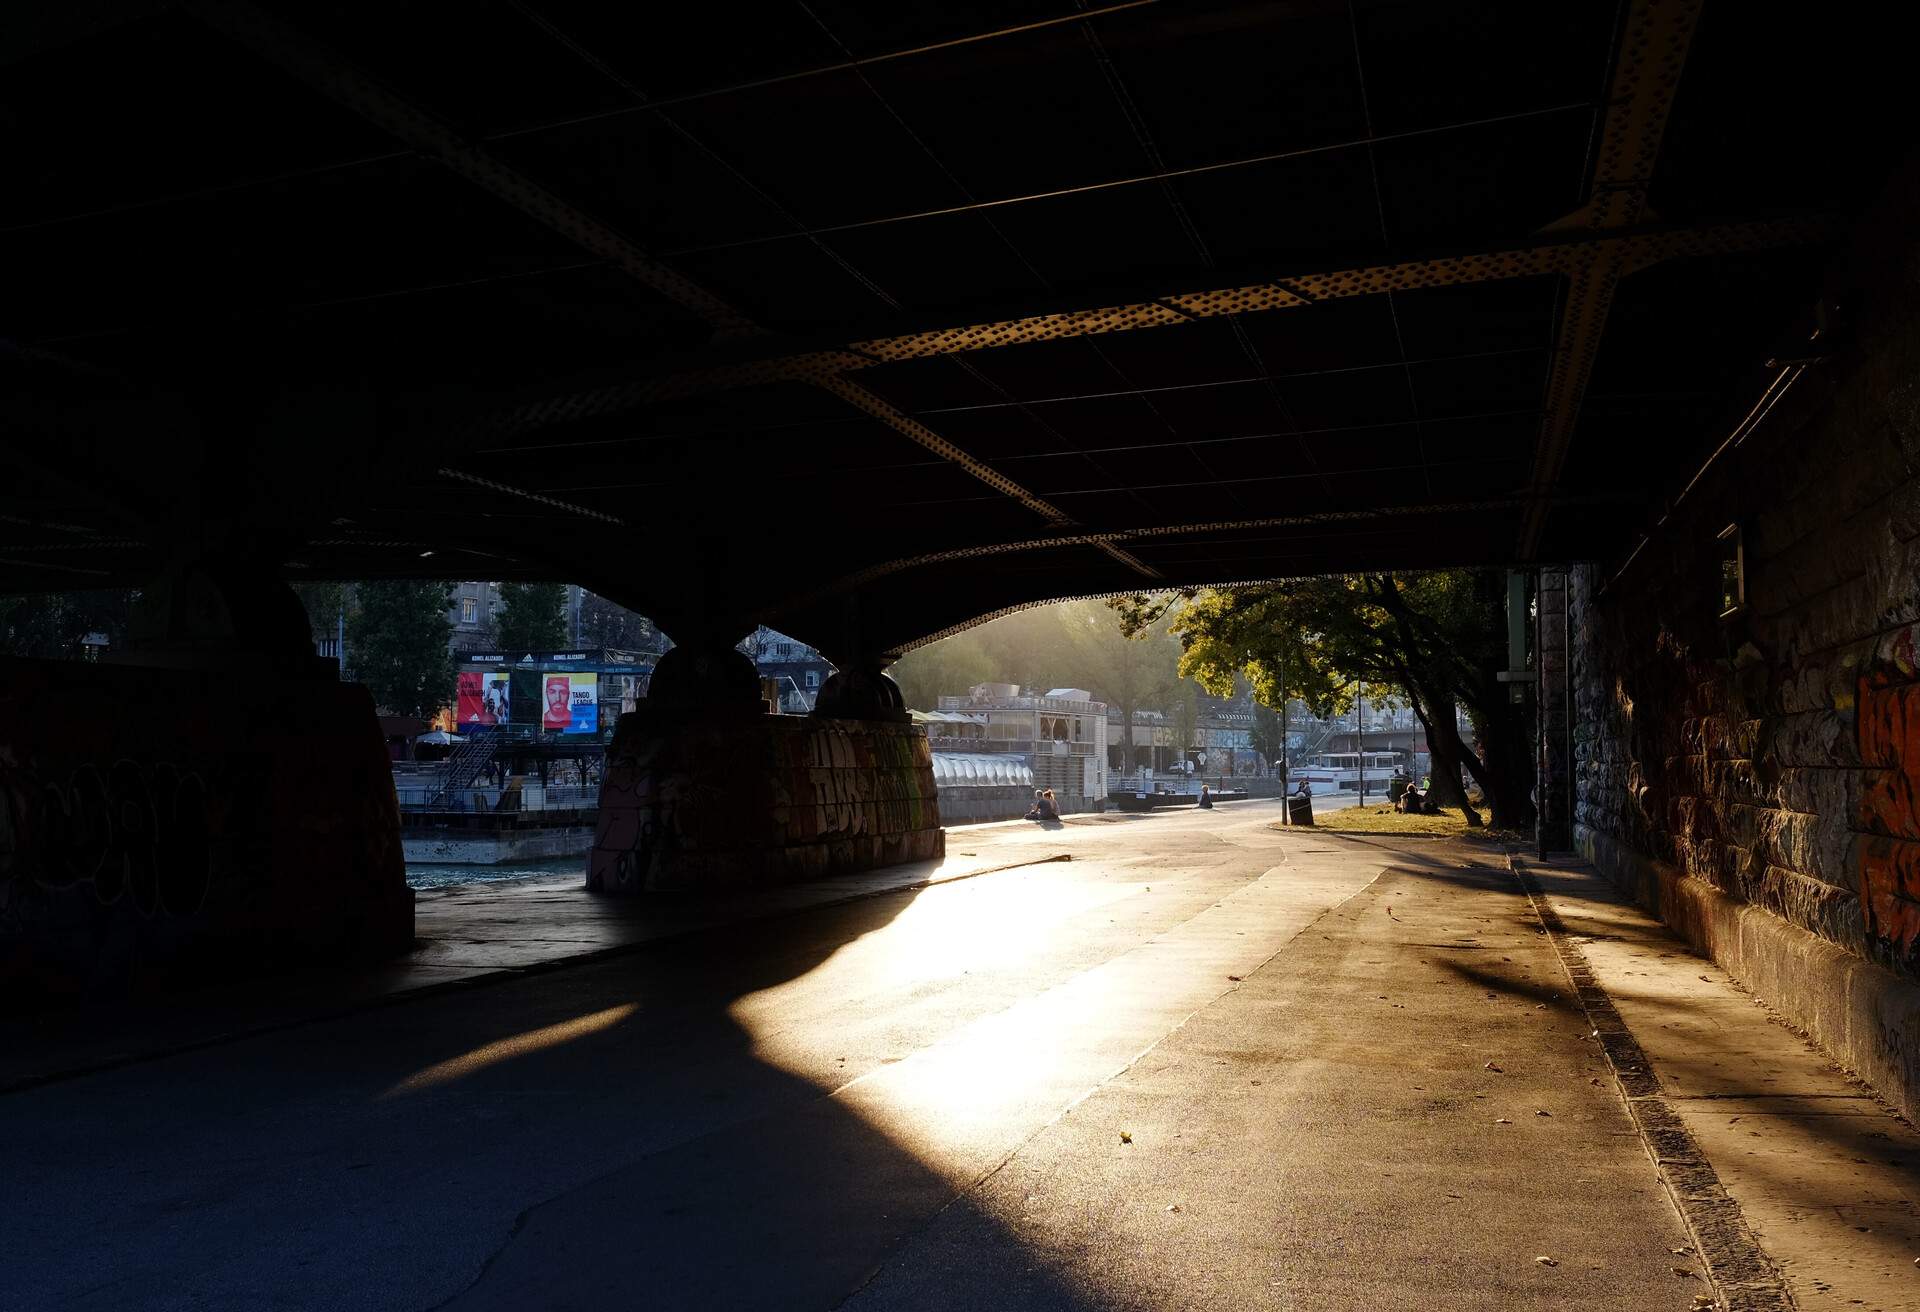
[430, 730, 499, 807]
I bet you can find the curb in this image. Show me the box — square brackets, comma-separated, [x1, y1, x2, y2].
[1511, 853, 1793, 1312]
[1577, 825, 1920, 1122]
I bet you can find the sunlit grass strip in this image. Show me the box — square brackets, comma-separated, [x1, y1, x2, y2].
[1283, 806, 1471, 837]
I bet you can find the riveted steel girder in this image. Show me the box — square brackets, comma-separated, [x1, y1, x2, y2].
[463, 216, 1838, 444]
[1517, 0, 1704, 557]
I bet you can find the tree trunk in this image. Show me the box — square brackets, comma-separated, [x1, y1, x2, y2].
[1469, 692, 1537, 830]
[1414, 691, 1483, 826]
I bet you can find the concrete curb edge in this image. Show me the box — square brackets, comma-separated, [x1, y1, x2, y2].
[1576, 824, 1920, 1123]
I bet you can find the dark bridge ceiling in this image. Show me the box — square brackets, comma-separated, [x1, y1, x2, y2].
[0, 1, 1904, 658]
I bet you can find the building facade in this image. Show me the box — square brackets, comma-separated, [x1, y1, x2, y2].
[742, 626, 836, 713]
[936, 683, 1109, 811]
[446, 582, 596, 655]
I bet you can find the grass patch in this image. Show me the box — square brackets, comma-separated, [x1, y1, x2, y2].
[1271, 807, 1531, 844]
[1307, 806, 1469, 836]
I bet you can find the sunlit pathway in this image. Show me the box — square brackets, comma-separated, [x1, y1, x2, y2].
[11, 806, 1711, 1309]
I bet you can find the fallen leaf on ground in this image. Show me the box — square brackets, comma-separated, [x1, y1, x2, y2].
[1165, 1204, 1180, 1213]
[1493, 1118, 1512, 1125]
[1119, 1130, 1132, 1144]
[1535, 1109, 1552, 1117]
[1670, 1247, 1693, 1256]
[1671, 1267, 1697, 1278]
[1485, 1061, 1504, 1072]
[1227, 975, 1243, 981]
[1534, 1256, 1557, 1267]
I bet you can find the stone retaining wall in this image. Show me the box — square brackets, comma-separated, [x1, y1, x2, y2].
[1570, 163, 1920, 1109]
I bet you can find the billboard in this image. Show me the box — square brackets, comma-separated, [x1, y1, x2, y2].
[567, 674, 597, 734]
[457, 670, 513, 726]
[532, 672, 597, 733]
[460, 660, 620, 733]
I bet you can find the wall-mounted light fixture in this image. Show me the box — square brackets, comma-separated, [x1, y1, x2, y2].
[1717, 523, 1745, 620]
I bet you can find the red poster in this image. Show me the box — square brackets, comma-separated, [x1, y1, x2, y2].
[457, 671, 489, 725]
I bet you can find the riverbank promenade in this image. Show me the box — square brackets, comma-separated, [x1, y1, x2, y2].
[8, 801, 1916, 1309]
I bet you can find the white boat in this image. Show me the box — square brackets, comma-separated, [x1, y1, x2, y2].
[1291, 751, 1403, 794]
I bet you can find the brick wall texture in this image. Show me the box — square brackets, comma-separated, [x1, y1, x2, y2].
[1571, 164, 1920, 982]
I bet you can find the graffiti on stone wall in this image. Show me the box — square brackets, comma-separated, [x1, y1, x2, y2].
[0, 752, 218, 931]
[589, 732, 698, 893]
[1859, 633, 1920, 957]
[588, 718, 940, 892]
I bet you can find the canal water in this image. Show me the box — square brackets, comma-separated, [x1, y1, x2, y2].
[405, 857, 585, 891]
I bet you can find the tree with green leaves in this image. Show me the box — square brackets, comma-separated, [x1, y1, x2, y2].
[888, 630, 998, 710]
[1057, 601, 1182, 769]
[0, 589, 138, 659]
[576, 590, 659, 651]
[291, 581, 350, 645]
[347, 580, 455, 717]
[494, 582, 567, 653]
[1250, 703, 1286, 773]
[1167, 680, 1200, 771]
[1117, 571, 1535, 828]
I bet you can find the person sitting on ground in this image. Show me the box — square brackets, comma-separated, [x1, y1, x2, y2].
[1025, 789, 1061, 823]
[1197, 782, 1213, 810]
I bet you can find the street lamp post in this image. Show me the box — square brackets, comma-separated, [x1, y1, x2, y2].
[1355, 690, 1365, 803]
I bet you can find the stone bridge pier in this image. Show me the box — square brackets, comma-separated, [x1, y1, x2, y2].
[0, 552, 413, 1009]
[586, 628, 941, 895]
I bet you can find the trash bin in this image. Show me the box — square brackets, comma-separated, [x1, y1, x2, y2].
[1388, 777, 1409, 804]
[1286, 794, 1314, 826]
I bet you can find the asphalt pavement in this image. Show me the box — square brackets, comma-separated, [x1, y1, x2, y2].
[9, 801, 1911, 1310]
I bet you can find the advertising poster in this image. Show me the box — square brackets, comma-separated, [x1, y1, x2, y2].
[459, 671, 511, 725]
[509, 670, 542, 725]
[482, 672, 511, 725]
[567, 674, 597, 734]
[457, 671, 484, 725]
[542, 674, 573, 730]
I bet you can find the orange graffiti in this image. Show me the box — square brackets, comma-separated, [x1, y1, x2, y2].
[1859, 677, 1920, 957]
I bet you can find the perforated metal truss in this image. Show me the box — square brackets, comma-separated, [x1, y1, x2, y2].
[466, 216, 1837, 443]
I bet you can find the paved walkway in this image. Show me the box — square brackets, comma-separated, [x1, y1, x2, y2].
[8, 802, 1916, 1309]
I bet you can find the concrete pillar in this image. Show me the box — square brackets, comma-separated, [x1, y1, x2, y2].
[1536, 566, 1573, 854]
[0, 554, 412, 1006]
[811, 663, 909, 723]
[643, 632, 762, 714]
[588, 628, 940, 893]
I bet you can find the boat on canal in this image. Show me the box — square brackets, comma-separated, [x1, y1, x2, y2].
[1290, 751, 1404, 796]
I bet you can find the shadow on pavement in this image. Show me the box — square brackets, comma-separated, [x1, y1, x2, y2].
[3, 881, 1116, 1311]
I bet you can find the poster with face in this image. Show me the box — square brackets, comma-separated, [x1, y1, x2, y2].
[543, 674, 572, 729]
[567, 674, 597, 734]
[481, 672, 512, 724]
